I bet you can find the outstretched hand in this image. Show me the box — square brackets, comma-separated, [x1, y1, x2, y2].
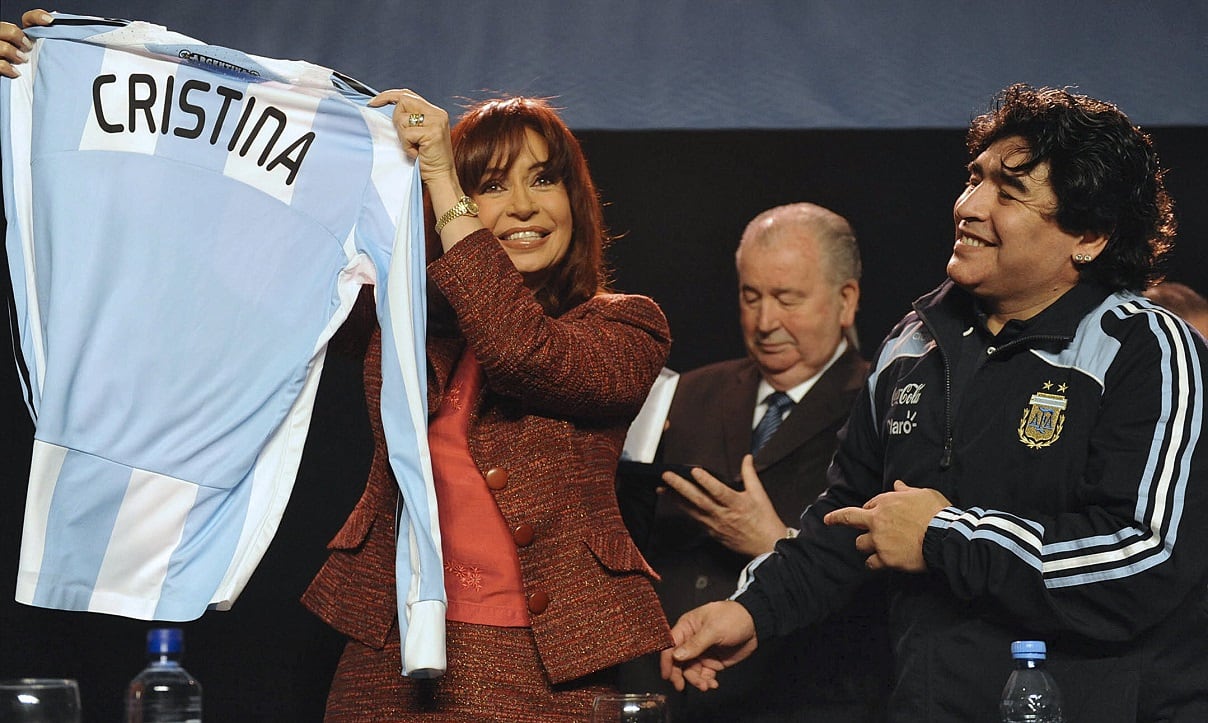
[660, 601, 759, 692]
[661, 455, 788, 556]
[823, 480, 949, 571]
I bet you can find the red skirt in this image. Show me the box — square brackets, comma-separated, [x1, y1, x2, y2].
[325, 620, 618, 721]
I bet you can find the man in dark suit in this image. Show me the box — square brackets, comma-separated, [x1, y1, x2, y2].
[620, 203, 890, 721]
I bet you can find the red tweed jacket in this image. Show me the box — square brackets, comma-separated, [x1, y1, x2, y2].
[303, 229, 673, 683]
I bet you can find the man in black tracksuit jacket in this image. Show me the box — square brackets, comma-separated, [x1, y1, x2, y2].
[662, 85, 1208, 722]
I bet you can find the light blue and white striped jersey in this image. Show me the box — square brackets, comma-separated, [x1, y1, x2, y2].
[1, 14, 446, 676]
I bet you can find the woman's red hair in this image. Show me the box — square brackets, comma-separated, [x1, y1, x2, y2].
[451, 97, 612, 315]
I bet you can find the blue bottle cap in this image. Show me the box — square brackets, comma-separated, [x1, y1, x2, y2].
[1010, 640, 1046, 660]
[146, 628, 185, 655]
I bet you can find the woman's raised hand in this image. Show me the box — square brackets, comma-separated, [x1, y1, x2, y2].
[370, 88, 479, 247]
[0, 10, 53, 78]
[370, 88, 457, 188]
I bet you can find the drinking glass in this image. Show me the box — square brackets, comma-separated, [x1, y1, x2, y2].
[590, 692, 667, 722]
[0, 679, 81, 723]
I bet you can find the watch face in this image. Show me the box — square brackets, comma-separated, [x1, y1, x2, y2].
[464, 198, 480, 214]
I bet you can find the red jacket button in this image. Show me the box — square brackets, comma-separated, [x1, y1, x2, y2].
[512, 524, 535, 547]
[527, 591, 550, 614]
[484, 467, 508, 490]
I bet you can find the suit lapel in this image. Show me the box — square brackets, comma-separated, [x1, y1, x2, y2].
[427, 335, 465, 412]
[719, 361, 762, 480]
[754, 347, 866, 469]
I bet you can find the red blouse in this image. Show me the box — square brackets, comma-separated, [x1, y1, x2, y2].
[429, 349, 530, 627]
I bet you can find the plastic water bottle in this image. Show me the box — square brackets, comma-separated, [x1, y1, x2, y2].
[1000, 640, 1063, 723]
[126, 628, 203, 723]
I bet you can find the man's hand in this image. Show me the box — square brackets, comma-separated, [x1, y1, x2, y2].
[662, 455, 788, 556]
[823, 480, 949, 571]
[660, 601, 759, 692]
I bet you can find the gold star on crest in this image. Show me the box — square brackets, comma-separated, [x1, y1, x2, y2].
[1042, 380, 1053, 390]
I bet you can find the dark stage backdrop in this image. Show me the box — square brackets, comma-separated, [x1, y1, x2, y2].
[2, 1, 1205, 130]
[2, 125, 1206, 721]
[592, 127, 1208, 372]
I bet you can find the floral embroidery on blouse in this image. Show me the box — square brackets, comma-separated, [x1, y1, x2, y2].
[444, 559, 484, 590]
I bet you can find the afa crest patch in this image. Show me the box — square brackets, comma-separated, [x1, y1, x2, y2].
[1018, 381, 1067, 448]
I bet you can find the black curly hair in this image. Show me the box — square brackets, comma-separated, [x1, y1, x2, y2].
[967, 84, 1175, 291]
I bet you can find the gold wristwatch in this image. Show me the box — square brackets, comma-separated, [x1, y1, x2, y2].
[435, 195, 479, 233]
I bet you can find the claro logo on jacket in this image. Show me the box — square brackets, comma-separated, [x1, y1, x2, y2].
[888, 383, 925, 435]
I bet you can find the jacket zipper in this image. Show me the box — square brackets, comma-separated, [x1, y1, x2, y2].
[914, 302, 1070, 472]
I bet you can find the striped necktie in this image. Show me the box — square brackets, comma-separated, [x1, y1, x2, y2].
[751, 391, 793, 453]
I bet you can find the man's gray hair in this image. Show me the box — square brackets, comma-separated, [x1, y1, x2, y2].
[736, 202, 863, 346]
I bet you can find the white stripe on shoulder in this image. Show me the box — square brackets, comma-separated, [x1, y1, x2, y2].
[867, 317, 935, 421]
[1040, 297, 1201, 586]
